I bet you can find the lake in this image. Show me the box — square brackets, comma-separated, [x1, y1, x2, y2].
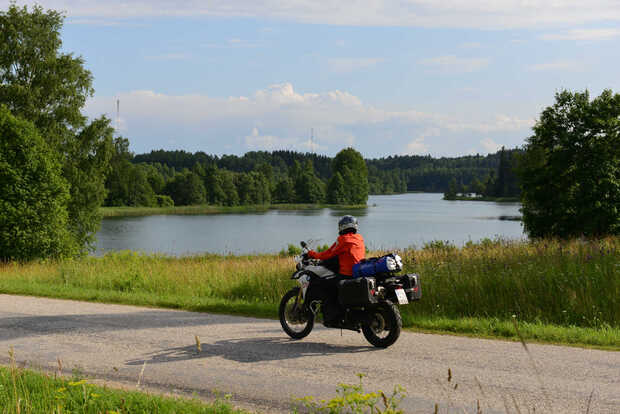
[95, 193, 524, 256]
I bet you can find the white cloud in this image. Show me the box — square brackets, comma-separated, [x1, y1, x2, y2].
[245, 127, 297, 150]
[480, 137, 501, 153]
[16, 0, 620, 29]
[404, 128, 438, 155]
[418, 55, 490, 73]
[541, 28, 620, 41]
[328, 58, 384, 74]
[86, 83, 534, 154]
[527, 60, 583, 72]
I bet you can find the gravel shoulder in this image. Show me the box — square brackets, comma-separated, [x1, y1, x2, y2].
[1, 294, 618, 413]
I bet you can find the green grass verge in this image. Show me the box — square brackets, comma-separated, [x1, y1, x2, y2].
[1, 238, 618, 349]
[101, 203, 367, 217]
[0, 363, 247, 413]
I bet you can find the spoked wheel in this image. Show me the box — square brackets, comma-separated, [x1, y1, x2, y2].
[362, 301, 402, 348]
[279, 287, 314, 339]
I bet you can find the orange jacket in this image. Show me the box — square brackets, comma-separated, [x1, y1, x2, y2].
[308, 233, 365, 276]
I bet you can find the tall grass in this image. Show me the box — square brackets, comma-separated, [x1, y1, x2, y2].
[0, 355, 245, 413]
[398, 237, 619, 328]
[0, 237, 618, 346]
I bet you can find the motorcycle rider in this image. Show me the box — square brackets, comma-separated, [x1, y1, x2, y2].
[306, 215, 365, 325]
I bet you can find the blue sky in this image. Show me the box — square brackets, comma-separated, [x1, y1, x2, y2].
[8, 1, 620, 157]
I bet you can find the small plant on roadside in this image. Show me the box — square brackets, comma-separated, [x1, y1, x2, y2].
[296, 373, 405, 414]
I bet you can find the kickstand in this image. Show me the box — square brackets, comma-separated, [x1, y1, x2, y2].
[340, 329, 343, 336]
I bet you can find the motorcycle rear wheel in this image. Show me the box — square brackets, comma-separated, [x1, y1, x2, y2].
[362, 301, 402, 348]
[279, 287, 314, 339]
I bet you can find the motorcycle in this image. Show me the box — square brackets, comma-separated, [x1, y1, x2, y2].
[279, 241, 421, 348]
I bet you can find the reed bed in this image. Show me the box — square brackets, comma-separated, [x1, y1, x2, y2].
[0, 237, 618, 347]
[100, 203, 367, 218]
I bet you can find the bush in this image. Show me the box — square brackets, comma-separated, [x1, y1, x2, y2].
[0, 106, 75, 261]
[156, 194, 174, 207]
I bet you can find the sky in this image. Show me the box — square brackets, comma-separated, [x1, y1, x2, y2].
[6, 1, 620, 158]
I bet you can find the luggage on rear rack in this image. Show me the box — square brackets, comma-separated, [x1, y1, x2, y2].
[338, 277, 378, 307]
[352, 253, 403, 278]
[397, 273, 421, 301]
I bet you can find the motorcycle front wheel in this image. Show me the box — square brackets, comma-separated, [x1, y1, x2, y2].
[362, 301, 402, 348]
[279, 287, 314, 339]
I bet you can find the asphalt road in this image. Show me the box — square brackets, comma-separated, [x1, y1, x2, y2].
[0, 294, 618, 413]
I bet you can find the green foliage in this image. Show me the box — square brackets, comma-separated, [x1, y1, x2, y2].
[273, 177, 296, 203]
[327, 172, 347, 204]
[519, 89, 620, 238]
[279, 244, 303, 257]
[332, 148, 369, 204]
[62, 117, 114, 250]
[0, 106, 74, 261]
[443, 178, 458, 200]
[297, 374, 405, 414]
[164, 171, 207, 206]
[294, 161, 326, 203]
[0, 363, 246, 413]
[0, 4, 114, 256]
[155, 194, 174, 207]
[105, 137, 156, 207]
[0, 5, 92, 138]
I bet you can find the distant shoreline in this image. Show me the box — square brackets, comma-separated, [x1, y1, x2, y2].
[444, 195, 520, 203]
[100, 203, 368, 218]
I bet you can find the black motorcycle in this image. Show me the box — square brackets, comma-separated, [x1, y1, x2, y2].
[279, 241, 421, 348]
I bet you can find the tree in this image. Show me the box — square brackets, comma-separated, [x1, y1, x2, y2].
[219, 170, 239, 206]
[519, 89, 620, 238]
[326, 172, 347, 204]
[443, 178, 458, 200]
[0, 5, 113, 254]
[0, 106, 73, 261]
[332, 148, 369, 204]
[164, 171, 206, 206]
[204, 165, 227, 205]
[273, 178, 296, 203]
[294, 160, 325, 203]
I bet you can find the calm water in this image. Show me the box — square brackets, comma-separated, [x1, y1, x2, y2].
[95, 193, 524, 256]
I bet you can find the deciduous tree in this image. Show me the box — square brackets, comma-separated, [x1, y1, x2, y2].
[519, 89, 620, 238]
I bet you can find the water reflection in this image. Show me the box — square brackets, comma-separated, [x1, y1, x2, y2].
[95, 193, 524, 256]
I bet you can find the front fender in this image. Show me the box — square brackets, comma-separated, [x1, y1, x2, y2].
[291, 270, 305, 280]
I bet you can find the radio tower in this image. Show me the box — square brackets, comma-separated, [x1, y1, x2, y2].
[116, 99, 120, 132]
[310, 128, 315, 153]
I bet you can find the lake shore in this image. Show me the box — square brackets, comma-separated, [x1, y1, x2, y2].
[101, 203, 368, 217]
[443, 195, 520, 202]
[2, 237, 618, 349]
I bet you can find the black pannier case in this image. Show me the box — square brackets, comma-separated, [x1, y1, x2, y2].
[398, 273, 421, 301]
[338, 277, 378, 307]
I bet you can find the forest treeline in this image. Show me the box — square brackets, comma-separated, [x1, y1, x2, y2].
[108, 146, 521, 208]
[106, 144, 370, 207]
[443, 147, 521, 200]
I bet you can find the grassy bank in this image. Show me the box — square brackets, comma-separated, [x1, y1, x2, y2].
[0, 238, 618, 349]
[101, 203, 367, 218]
[0, 359, 246, 413]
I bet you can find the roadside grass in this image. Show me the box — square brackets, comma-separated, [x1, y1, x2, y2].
[0, 237, 618, 349]
[0, 353, 246, 414]
[100, 203, 367, 218]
